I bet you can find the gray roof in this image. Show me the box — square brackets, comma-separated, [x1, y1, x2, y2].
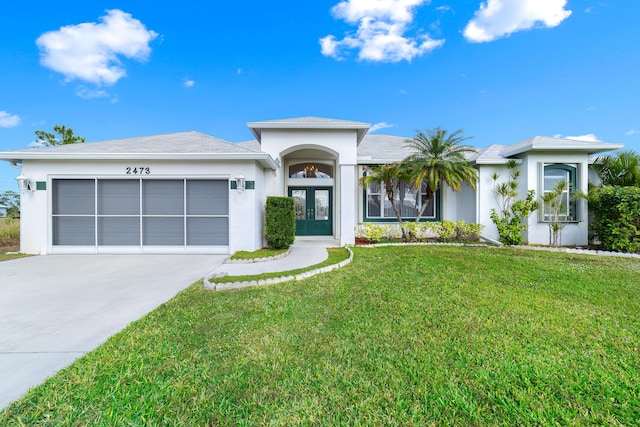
[247, 116, 371, 144]
[472, 144, 512, 164]
[357, 134, 413, 163]
[0, 131, 278, 169]
[501, 136, 623, 157]
[235, 140, 262, 152]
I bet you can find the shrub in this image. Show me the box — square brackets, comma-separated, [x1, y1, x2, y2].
[589, 186, 640, 253]
[361, 223, 389, 242]
[264, 196, 295, 249]
[490, 161, 539, 245]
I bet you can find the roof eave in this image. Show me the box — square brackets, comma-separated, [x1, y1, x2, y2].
[0, 152, 279, 170]
[502, 142, 625, 157]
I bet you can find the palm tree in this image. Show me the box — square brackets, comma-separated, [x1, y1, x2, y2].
[403, 127, 478, 223]
[360, 163, 411, 240]
[592, 150, 640, 187]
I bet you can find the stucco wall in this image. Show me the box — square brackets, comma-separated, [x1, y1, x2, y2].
[18, 159, 265, 254]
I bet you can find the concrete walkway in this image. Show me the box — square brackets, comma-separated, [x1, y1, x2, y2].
[209, 238, 339, 277]
[0, 254, 225, 410]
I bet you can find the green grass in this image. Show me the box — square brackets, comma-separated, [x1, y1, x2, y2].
[210, 247, 350, 283]
[229, 247, 289, 261]
[0, 253, 29, 262]
[1, 246, 639, 426]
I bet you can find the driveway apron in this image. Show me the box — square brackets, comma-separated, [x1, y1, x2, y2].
[0, 254, 224, 410]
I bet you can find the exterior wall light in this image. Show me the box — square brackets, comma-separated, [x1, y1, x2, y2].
[16, 174, 35, 193]
[235, 174, 246, 192]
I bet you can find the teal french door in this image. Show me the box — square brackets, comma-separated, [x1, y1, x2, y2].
[288, 187, 332, 236]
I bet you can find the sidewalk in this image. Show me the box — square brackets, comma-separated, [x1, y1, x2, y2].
[209, 238, 340, 277]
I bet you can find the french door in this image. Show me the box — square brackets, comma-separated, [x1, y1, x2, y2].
[288, 187, 332, 236]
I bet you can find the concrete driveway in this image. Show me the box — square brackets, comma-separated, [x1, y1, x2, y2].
[0, 254, 225, 410]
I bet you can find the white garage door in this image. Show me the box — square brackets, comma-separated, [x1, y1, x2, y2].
[51, 179, 229, 254]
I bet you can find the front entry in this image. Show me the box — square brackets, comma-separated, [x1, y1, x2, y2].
[288, 187, 332, 236]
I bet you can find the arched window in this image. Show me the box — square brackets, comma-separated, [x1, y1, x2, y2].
[289, 163, 333, 179]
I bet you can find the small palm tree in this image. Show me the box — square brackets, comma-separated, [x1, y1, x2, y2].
[541, 180, 568, 246]
[360, 163, 410, 240]
[592, 150, 640, 187]
[403, 127, 478, 224]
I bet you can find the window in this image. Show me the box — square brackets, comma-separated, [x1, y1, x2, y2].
[289, 163, 333, 179]
[542, 164, 577, 221]
[365, 180, 437, 221]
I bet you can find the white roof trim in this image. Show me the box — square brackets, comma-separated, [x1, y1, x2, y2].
[0, 152, 278, 170]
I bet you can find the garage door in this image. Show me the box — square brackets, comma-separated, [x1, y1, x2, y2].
[51, 179, 229, 253]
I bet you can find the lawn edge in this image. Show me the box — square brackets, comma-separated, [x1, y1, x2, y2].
[204, 247, 353, 291]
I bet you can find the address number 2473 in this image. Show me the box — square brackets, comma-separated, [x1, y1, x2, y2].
[126, 167, 151, 175]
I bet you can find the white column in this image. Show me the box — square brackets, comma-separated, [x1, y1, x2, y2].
[339, 164, 357, 246]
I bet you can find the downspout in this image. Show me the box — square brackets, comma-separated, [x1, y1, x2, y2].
[10, 160, 22, 170]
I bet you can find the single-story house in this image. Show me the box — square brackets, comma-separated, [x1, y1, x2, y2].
[0, 205, 8, 218]
[0, 116, 623, 254]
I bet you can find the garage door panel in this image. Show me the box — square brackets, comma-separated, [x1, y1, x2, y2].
[143, 180, 184, 215]
[53, 217, 95, 246]
[53, 180, 95, 215]
[98, 217, 140, 246]
[143, 217, 184, 246]
[98, 180, 140, 215]
[187, 217, 228, 245]
[187, 180, 228, 215]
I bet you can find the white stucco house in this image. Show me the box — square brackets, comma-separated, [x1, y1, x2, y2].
[0, 205, 8, 218]
[0, 117, 623, 255]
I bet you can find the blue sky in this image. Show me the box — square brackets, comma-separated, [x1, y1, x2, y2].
[1, 0, 639, 193]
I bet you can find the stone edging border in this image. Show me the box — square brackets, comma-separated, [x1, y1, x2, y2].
[204, 247, 354, 292]
[356, 241, 640, 259]
[224, 248, 292, 264]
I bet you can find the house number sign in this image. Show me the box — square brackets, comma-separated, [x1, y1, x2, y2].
[125, 167, 151, 175]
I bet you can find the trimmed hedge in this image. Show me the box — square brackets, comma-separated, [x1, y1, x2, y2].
[265, 196, 295, 249]
[590, 186, 640, 253]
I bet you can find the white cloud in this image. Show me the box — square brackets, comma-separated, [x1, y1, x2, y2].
[320, 0, 444, 62]
[463, 0, 572, 43]
[369, 122, 395, 132]
[626, 129, 639, 136]
[36, 9, 158, 86]
[75, 86, 119, 103]
[566, 133, 601, 142]
[0, 111, 21, 128]
[183, 79, 195, 88]
[585, 6, 594, 13]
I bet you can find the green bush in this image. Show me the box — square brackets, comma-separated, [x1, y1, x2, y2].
[361, 223, 389, 242]
[590, 186, 640, 253]
[264, 196, 295, 249]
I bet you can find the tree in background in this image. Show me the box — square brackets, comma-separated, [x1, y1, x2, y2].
[0, 190, 20, 217]
[34, 125, 86, 147]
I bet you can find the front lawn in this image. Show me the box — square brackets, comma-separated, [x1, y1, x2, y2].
[1, 246, 639, 425]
